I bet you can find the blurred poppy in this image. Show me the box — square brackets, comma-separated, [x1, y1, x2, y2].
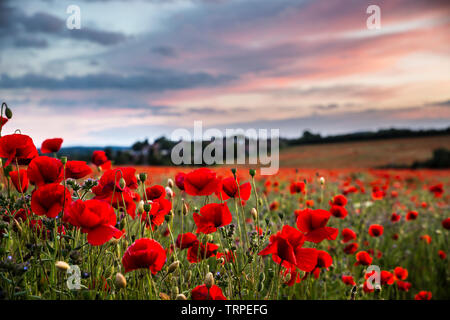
[354, 251, 372, 266]
[368, 224, 383, 237]
[341, 228, 356, 243]
[65, 161, 92, 179]
[41, 138, 63, 154]
[175, 172, 186, 190]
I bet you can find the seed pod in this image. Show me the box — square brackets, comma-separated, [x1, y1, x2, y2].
[115, 272, 127, 289]
[55, 261, 70, 272]
[249, 169, 256, 177]
[165, 187, 173, 199]
[139, 173, 147, 183]
[168, 260, 180, 274]
[176, 294, 187, 300]
[60, 156, 67, 165]
[205, 272, 214, 289]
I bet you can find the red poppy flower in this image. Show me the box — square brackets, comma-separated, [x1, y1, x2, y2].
[354, 251, 373, 266]
[91, 150, 111, 170]
[140, 198, 172, 230]
[391, 212, 401, 222]
[270, 201, 279, 211]
[414, 291, 432, 300]
[311, 250, 332, 279]
[175, 172, 185, 190]
[193, 203, 232, 234]
[371, 186, 385, 200]
[175, 232, 199, 249]
[442, 218, 450, 230]
[27, 156, 64, 186]
[41, 138, 63, 154]
[187, 242, 219, 263]
[331, 194, 347, 207]
[429, 183, 443, 198]
[145, 185, 166, 200]
[191, 284, 226, 300]
[420, 234, 431, 244]
[31, 183, 72, 218]
[258, 225, 318, 272]
[368, 224, 384, 237]
[438, 250, 446, 260]
[65, 161, 92, 179]
[342, 275, 356, 286]
[394, 267, 408, 280]
[0, 133, 38, 166]
[183, 168, 220, 196]
[380, 271, 394, 285]
[0, 117, 8, 129]
[296, 208, 338, 243]
[64, 199, 123, 246]
[216, 177, 251, 201]
[9, 169, 28, 193]
[329, 205, 347, 219]
[289, 181, 305, 194]
[343, 242, 359, 254]
[406, 211, 418, 221]
[397, 280, 411, 292]
[122, 238, 166, 274]
[341, 228, 356, 243]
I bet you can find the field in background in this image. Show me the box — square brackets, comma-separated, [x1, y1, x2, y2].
[279, 135, 450, 168]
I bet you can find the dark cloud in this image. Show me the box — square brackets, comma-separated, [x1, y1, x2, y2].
[0, 3, 127, 46]
[0, 70, 234, 90]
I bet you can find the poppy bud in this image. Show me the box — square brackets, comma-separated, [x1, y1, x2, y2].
[176, 294, 187, 300]
[168, 260, 180, 274]
[137, 201, 145, 215]
[185, 270, 192, 282]
[167, 178, 174, 188]
[139, 173, 147, 183]
[251, 208, 258, 220]
[0, 159, 2, 167]
[165, 214, 171, 223]
[231, 168, 236, 176]
[249, 169, 255, 177]
[115, 272, 127, 289]
[258, 199, 263, 206]
[5, 106, 12, 119]
[205, 272, 214, 289]
[319, 177, 325, 185]
[173, 286, 179, 296]
[182, 201, 188, 216]
[60, 156, 67, 165]
[278, 212, 284, 220]
[55, 261, 70, 272]
[165, 186, 173, 199]
[119, 178, 126, 190]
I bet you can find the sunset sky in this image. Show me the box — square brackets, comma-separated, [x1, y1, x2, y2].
[0, 0, 449, 146]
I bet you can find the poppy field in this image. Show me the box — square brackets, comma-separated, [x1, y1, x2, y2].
[0, 109, 449, 301]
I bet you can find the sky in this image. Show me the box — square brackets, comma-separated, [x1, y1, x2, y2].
[0, 0, 449, 147]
